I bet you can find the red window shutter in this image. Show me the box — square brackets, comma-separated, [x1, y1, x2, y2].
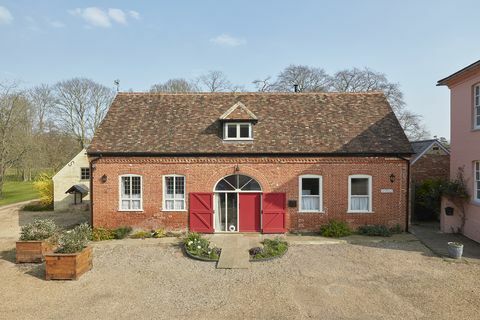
[262, 193, 286, 233]
[189, 193, 214, 233]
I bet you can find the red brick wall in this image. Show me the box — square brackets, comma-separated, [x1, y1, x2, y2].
[91, 156, 408, 232]
[411, 154, 450, 185]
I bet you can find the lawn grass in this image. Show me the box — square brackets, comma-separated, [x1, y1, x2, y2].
[0, 181, 39, 206]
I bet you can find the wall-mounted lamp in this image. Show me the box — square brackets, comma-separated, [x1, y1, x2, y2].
[389, 174, 396, 183]
[101, 174, 108, 183]
[234, 164, 240, 172]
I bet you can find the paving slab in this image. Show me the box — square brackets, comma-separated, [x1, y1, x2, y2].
[213, 235, 251, 269]
[410, 223, 480, 263]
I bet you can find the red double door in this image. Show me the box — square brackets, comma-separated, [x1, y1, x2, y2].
[189, 192, 285, 233]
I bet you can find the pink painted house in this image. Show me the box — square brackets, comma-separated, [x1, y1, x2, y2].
[438, 60, 480, 243]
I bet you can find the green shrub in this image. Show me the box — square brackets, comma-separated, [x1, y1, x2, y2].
[152, 228, 166, 238]
[22, 202, 54, 212]
[56, 223, 92, 254]
[113, 226, 132, 239]
[20, 218, 57, 241]
[250, 237, 288, 260]
[357, 225, 392, 237]
[92, 227, 115, 241]
[131, 230, 152, 239]
[33, 173, 54, 206]
[319, 220, 352, 237]
[184, 232, 220, 260]
[389, 224, 403, 234]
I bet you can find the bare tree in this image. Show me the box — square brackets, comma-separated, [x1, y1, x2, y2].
[28, 84, 55, 132]
[54, 78, 114, 148]
[198, 70, 232, 92]
[273, 65, 331, 92]
[330, 67, 430, 139]
[0, 81, 33, 195]
[150, 78, 199, 93]
[252, 76, 274, 92]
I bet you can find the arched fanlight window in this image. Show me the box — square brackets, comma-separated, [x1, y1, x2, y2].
[214, 174, 261, 192]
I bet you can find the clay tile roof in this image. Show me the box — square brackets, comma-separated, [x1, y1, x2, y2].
[219, 102, 258, 121]
[88, 92, 412, 155]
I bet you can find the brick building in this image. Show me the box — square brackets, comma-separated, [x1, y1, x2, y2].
[88, 92, 412, 233]
[410, 139, 450, 184]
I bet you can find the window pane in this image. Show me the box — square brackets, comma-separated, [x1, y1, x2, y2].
[132, 200, 141, 210]
[122, 177, 130, 197]
[121, 200, 130, 210]
[227, 124, 237, 138]
[302, 178, 319, 195]
[165, 200, 174, 210]
[242, 179, 261, 191]
[165, 176, 174, 198]
[239, 124, 250, 138]
[174, 200, 184, 210]
[351, 196, 369, 211]
[175, 177, 185, 199]
[224, 175, 238, 189]
[131, 177, 141, 198]
[301, 196, 320, 211]
[351, 178, 368, 196]
[238, 175, 251, 189]
[215, 180, 235, 191]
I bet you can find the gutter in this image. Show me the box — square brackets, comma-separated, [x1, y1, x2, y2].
[398, 155, 411, 233]
[89, 155, 102, 227]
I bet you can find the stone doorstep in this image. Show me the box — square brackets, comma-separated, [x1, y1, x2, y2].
[215, 235, 251, 269]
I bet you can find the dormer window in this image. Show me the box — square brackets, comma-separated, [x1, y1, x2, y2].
[219, 101, 257, 141]
[224, 122, 252, 140]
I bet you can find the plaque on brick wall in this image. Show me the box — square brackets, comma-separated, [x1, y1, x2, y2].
[381, 189, 394, 193]
[288, 200, 297, 208]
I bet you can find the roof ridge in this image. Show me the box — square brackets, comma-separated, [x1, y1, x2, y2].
[117, 91, 385, 96]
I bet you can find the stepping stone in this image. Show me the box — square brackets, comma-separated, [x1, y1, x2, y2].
[216, 235, 250, 269]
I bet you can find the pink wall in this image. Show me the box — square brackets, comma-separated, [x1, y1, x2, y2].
[441, 71, 480, 243]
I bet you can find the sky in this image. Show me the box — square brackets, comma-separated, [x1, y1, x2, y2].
[1, 0, 479, 139]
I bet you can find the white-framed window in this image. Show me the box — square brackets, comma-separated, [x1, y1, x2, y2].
[475, 161, 480, 202]
[80, 167, 90, 180]
[475, 85, 480, 129]
[223, 122, 252, 140]
[119, 175, 142, 211]
[299, 175, 323, 212]
[348, 175, 372, 213]
[163, 175, 186, 211]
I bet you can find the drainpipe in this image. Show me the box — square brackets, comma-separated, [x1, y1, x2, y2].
[89, 155, 101, 227]
[399, 155, 411, 233]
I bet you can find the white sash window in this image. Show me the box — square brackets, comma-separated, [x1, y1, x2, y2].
[299, 175, 323, 212]
[163, 175, 186, 211]
[119, 175, 142, 211]
[348, 175, 372, 213]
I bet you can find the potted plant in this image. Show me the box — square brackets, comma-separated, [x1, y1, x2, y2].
[447, 242, 464, 259]
[16, 219, 57, 263]
[45, 223, 93, 280]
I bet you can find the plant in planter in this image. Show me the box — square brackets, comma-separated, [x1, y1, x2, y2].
[16, 219, 58, 263]
[183, 233, 221, 261]
[447, 242, 464, 259]
[441, 167, 470, 233]
[45, 223, 93, 280]
[250, 238, 288, 260]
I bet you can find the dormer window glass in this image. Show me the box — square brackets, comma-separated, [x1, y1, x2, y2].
[224, 122, 252, 140]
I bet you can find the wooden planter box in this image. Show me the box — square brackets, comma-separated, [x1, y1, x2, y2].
[45, 246, 93, 280]
[16, 241, 55, 263]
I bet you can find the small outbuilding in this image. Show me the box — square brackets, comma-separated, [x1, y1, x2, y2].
[52, 149, 90, 211]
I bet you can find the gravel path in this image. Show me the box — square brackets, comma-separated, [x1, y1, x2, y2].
[1, 204, 479, 319]
[1, 238, 479, 320]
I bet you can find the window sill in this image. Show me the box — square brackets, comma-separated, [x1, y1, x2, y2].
[118, 209, 144, 212]
[299, 210, 324, 214]
[347, 211, 374, 214]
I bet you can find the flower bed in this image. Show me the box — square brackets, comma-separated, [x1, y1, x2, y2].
[249, 238, 288, 261]
[183, 233, 221, 261]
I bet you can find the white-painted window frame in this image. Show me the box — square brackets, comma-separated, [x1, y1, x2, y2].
[475, 161, 480, 202]
[223, 122, 253, 140]
[118, 174, 143, 212]
[475, 84, 480, 129]
[348, 175, 373, 213]
[163, 174, 186, 211]
[298, 175, 323, 213]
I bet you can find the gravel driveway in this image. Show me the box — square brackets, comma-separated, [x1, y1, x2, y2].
[0, 204, 479, 319]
